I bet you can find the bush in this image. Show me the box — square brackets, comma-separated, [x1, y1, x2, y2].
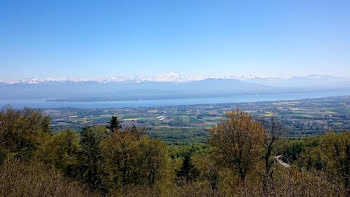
[0, 158, 92, 197]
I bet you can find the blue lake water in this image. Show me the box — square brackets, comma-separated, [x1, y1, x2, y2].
[1, 91, 350, 109]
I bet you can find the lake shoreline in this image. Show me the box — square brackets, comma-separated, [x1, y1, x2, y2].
[1, 91, 350, 109]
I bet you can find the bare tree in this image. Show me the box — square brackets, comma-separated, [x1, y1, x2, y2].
[259, 117, 288, 197]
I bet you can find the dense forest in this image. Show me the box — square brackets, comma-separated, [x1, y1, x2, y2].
[1, 106, 350, 196]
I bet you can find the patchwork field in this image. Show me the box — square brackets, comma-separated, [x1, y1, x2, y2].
[45, 96, 350, 144]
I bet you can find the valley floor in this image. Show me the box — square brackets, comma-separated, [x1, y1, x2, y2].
[45, 96, 350, 144]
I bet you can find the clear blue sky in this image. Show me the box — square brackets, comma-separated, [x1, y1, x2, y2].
[1, 0, 349, 82]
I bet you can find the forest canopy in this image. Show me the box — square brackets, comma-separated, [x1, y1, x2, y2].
[1, 107, 350, 196]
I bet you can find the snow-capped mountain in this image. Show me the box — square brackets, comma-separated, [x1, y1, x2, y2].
[1, 74, 349, 101]
[243, 75, 350, 88]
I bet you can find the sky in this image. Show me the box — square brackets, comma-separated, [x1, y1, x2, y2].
[0, 0, 349, 82]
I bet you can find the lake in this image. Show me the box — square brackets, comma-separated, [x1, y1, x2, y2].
[1, 91, 350, 109]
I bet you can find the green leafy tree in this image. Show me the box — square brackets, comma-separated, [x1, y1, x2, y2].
[191, 154, 219, 194]
[101, 127, 173, 193]
[79, 126, 108, 192]
[137, 137, 174, 186]
[321, 131, 350, 196]
[0, 106, 51, 162]
[176, 147, 200, 183]
[38, 129, 80, 178]
[101, 129, 139, 188]
[209, 110, 265, 191]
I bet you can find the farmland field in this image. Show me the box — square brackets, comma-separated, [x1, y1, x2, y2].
[45, 96, 350, 144]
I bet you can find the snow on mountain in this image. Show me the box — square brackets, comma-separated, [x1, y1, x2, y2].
[2, 73, 349, 87]
[0, 73, 349, 101]
[140, 72, 183, 82]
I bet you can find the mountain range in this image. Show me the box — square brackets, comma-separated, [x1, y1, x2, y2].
[1, 75, 350, 102]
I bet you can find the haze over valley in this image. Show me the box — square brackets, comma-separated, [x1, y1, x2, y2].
[1, 74, 350, 104]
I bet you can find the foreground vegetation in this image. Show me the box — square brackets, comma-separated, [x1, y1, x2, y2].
[1, 106, 350, 196]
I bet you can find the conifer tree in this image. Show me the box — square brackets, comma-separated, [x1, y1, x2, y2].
[79, 126, 107, 192]
[107, 116, 122, 132]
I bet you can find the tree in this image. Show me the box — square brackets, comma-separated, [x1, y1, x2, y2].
[101, 127, 173, 192]
[176, 146, 200, 183]
[209, 110, 265, 191]
[320, 131, 350, 196]
[137, 137, 173, 186]
[191, 153, 219, 195]
[101, 128, 139, 188]
[38, 129, 80, 178]
[259, 117, 286, 197]
[79, 126, 108, 192]
[107, 116, 122, 132]
[0, 106, 51, 162]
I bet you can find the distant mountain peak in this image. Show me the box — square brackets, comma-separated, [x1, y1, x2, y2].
[150, 72, 182, 82]
[2, 74, 348, 85]
[138, 72, 207, 82]
[13, 77, 42, 84]
[240, 74, 259, 79]
[238, 74, 274, 80]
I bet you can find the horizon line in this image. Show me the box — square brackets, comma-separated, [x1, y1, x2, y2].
[1, 73, 348, 84]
